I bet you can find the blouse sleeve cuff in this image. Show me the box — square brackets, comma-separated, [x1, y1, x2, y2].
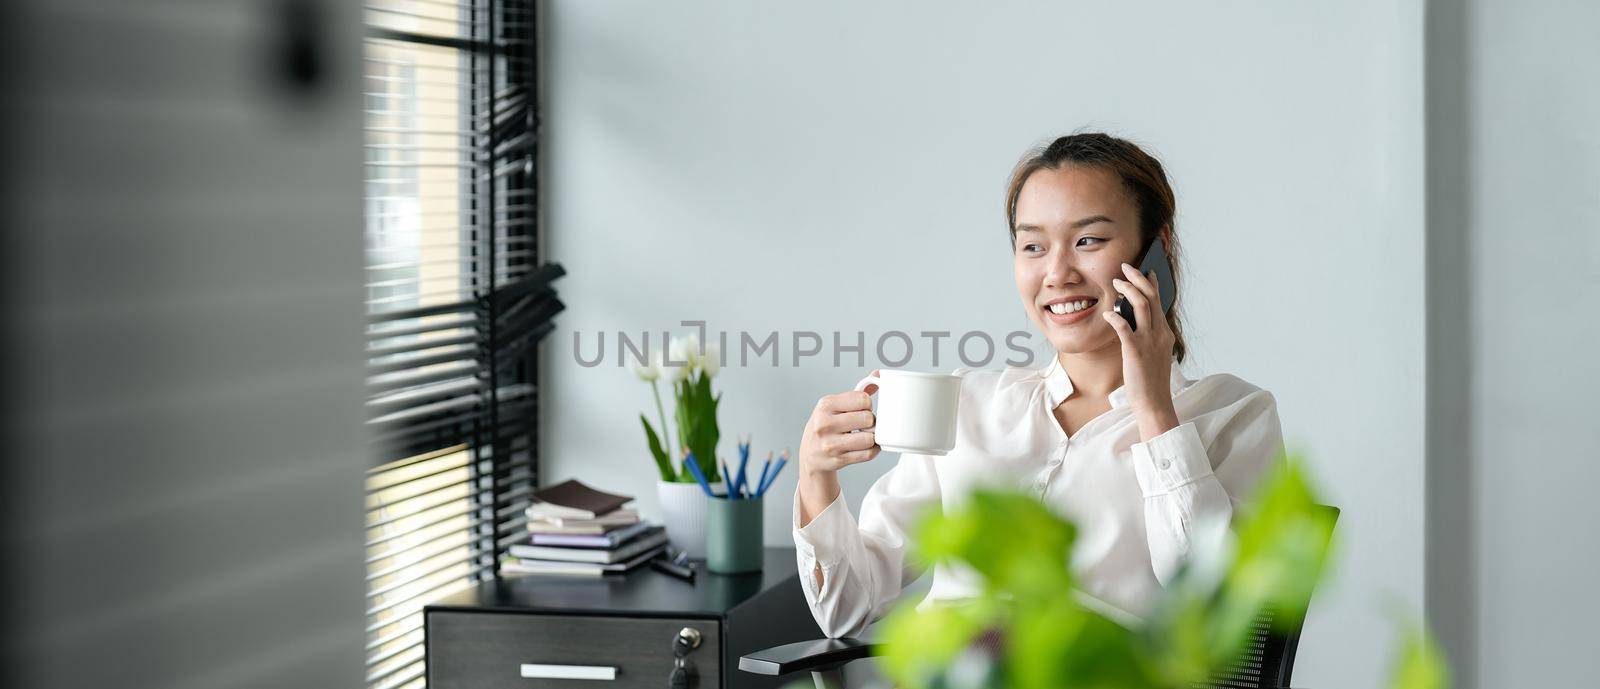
[792, 487, 853, 568]
[1130, 421, 1215, 497]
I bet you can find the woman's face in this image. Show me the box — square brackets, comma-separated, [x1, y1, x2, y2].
[1012, 164, 1145, 355]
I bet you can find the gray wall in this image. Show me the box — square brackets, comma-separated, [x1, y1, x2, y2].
[0, 1, 368, 687]
[540, 2, 1426, 688]
[1427, 1, 1600, 688]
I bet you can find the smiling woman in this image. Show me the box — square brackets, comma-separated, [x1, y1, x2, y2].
[791, 131, 1289, 641]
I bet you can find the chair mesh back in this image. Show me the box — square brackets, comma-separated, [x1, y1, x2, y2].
[1195, 611, 1298, 689]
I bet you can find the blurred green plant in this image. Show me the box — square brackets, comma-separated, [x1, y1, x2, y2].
[876, 453, 1447, 689]
[1390, 623, 1450, 689]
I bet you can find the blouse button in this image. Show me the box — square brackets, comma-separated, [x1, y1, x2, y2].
[1157, 457, 1173, 470]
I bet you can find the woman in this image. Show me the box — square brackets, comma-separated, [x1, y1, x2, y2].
[792, 133, 1285, 638]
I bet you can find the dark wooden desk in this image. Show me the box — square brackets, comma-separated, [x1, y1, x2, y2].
[425, 548, 817, 689]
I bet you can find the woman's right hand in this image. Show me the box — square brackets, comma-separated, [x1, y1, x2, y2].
[799, 378, 882, 475]
[796, 374, 881, 525]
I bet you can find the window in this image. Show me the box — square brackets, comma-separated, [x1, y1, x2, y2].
[359, 1, 558, 687]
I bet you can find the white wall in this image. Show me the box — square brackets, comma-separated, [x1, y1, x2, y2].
[540, 3, 1425, 688]
[1427, 2, 1600, 688]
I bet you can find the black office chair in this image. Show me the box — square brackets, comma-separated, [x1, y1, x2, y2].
[740, 506, 1340, 689]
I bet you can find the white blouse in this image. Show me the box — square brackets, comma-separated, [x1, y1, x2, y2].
[791, 356, 1285, 638]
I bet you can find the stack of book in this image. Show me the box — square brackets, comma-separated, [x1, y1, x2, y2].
[503, 480, 669, 577]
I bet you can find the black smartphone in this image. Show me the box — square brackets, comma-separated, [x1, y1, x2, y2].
[1114, 237, 1175, 332]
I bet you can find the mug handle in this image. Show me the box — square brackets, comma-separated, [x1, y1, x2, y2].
[850, 373, 881, 435]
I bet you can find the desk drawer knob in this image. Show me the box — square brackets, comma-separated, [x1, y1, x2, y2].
[519, 664, 618, 681]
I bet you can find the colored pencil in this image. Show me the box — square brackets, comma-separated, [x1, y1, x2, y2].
[683, 452, 714, 497]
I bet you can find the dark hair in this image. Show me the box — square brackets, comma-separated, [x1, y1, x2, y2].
[1004, 132, 1187, 363]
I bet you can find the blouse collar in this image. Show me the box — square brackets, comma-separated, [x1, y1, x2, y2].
[1042, 355, 1188, 409]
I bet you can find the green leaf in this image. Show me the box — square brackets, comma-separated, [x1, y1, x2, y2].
[1011, 600, 1158, 689]
[878, 601, 995, 689]
[640, 415, 674, 482]
[1391, 626, 1449, 689]
[917, 490, 1076, 600]
[1227, 456, 1337, 634]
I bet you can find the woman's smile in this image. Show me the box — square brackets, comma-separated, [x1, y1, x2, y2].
[1041, 296, 1101, 325]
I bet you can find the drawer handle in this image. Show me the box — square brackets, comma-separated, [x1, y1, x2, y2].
[519, 664, 618, 681]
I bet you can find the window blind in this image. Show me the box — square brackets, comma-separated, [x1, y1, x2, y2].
[360, 1, 557, 688]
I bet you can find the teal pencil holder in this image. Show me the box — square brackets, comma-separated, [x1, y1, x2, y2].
[705, 497, 764, 574]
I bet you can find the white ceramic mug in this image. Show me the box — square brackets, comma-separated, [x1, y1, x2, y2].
[854, 370, 963, 456]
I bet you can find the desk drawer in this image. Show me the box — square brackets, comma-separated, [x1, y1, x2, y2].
[427, 611, 721, 689]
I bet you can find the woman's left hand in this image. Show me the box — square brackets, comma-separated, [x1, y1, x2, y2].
[1101, 262, 1181, 441]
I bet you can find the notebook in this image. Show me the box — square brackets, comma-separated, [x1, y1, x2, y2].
[501, 544, 667, 577]
[529, 521, 655, 548]
[525, 509, 640, 535]
[526, 480, 633, 520]
[508, 528, 668, 564]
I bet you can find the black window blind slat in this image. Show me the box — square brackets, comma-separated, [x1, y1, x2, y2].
[367, 518, 474, 568]
[371, 662, 426, 689]
[367, 378, 482, 416]
[367, 648, 426, 685]
[366, 630, 426, 670]
[366, 502, 478, 548]
[366, 569, 488, 619]
[368, 393, 482, 427]
[368, 540, 479, 592]
[366, 316, 476, 340]
[367, 360, 479, 395]
[366, 344, 478, 376]
[365, 297, 478, 326]
[368, 482, 474, 522]
[367, 617, 425, 653]
[371, 427, 484, 466]
[368, 504, 500, 551]
[365, 488, 473, 534]
[365, 454, 472, 502]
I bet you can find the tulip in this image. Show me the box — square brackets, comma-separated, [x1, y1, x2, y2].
[701, 343, 721, 378]
[685, 332, 702, 368]
[664, 356, 691, 383]
[632, 352, 661, 381]
[669, 333, 701, 369]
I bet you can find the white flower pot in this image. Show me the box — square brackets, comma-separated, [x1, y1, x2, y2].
[657, 479, 723, 559]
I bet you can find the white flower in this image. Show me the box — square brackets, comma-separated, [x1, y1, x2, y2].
[669, 332, 708, 372]
[671, 333, 703, 369]
[657, 347, 690, 383]
[632, 350, 661, 381]
[665, 356, 691, 383]
[701, 343, 721, 378]
[668, 335, 689, 367]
